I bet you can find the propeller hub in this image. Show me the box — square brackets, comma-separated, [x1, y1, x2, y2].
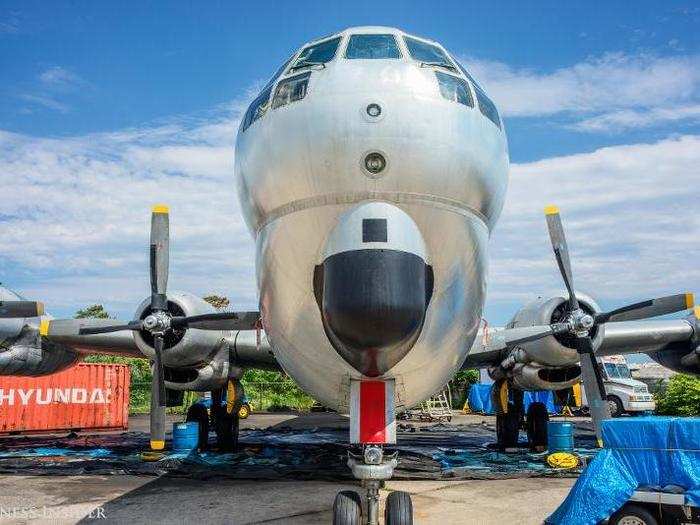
[143, 311, 171, 333]
[568, 309, 594, 335]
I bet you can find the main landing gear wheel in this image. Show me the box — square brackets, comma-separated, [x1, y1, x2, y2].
[185, 403, 209, 450]
[385, 491, 413, 525]
[526, 402, 549, 450]
[215, 411, 239, 452]
[332, 490, 362, 525]
[496, 402, 522, 449]
[211, 388, 240, 452]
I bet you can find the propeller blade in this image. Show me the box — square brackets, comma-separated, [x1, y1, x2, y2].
[577, 336, 611, 447]
[503, 323, 571, 348]
[150, 205, 170, 311]
[79, 320, 143, 335]
[544, 206, 579, 312]
[0, 301, 44, 318]
[171, 311, 261, 331]
[153, 334, 167, 407]
[149, 337, 166, 451]
[40, 318, 140, 337]
[596, 293, 694, 324]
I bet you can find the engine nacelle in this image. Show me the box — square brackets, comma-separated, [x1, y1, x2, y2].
[506, 292, 605, 368]
[0, 325, 78, 376]
[506, 362, 582, 391]
[648, 346, 699, 377]
[133, 292, 231, 391]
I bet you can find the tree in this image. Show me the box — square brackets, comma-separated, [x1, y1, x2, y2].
[655, 374, 700, 416]
[203, 294, 230, 310]
[75, 304, 110, 319]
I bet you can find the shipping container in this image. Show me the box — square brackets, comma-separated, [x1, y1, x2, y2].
[0, 363, 130, 434]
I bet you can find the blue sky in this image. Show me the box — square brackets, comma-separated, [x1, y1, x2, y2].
[0, 1, 699, 327]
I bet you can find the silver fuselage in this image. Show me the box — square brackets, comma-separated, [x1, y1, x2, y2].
[235, 27, 509, 411]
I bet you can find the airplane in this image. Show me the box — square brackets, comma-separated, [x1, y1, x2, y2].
[1, 26, 698, 525]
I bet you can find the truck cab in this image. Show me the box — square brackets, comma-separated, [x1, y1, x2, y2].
[598, 355, 656, 417]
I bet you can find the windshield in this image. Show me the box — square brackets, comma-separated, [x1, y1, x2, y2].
[604, 363, 632, 379]
[291, 37, 341, 70]
[262, 56, 293, 91]
[456, 61, 484, 91]
[346, 34, 401, 59]
[474, 86, 501, 129]
[435, 72, 473, 107]
[404, 36, 455, 69]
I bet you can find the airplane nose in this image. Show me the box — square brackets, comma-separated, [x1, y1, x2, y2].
[314, 203, 433, 377]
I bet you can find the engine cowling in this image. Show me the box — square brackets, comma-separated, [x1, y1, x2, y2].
[506, 292, 604, 367]
[489, 292, 604, 391]
[132, 292, 231, 391]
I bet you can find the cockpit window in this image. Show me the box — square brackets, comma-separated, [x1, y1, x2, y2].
[404, 36, 456, 70]
[456, 61, 484, 92]
[272, 72, 311, 109]
[345, 34, 401, 59]
[290, 37, 341, 71]
[474, 86, 501, 130]
[435, 72, 473, 108]
[241, 85, 272, 133]
[263, 57, 293, 91]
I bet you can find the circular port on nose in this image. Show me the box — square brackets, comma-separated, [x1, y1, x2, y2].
[366, 103, 382, 117]
[364, 152, 386, 175]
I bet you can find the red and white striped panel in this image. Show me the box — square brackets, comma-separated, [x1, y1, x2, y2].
[349, 379, 396, 444]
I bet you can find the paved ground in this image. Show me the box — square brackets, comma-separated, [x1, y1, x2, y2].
[0, 412, 580, 524]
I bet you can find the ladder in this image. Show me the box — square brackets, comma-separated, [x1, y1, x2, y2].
[419, 386, 453, 422]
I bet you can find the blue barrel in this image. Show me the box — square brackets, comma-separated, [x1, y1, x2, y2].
[547, 421, 574, 452]
[172, 421, 199, 452]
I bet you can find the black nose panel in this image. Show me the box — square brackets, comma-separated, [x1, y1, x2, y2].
[314, 249, 433, 377]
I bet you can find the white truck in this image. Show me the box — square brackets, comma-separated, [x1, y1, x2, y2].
[582, 355, 656, 417]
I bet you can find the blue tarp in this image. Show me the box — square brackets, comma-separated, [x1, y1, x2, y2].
[547, 417, 700, 525]
[467, 384, 559, 414]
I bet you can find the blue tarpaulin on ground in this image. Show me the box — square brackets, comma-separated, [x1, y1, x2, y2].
[546, 417, 700, 525]
[467, 384, 559, 414]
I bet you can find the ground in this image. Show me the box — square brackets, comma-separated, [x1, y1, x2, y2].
[0, 412, 579, 524]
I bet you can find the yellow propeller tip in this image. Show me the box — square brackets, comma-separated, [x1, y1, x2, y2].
[685, 293, 695, 309]
[544, 205, 559, 215]
[36, 302, 45, 316]
[152, 204, 169, 214]
[694, 306, 700, 320]
[39, 319, 50, 337]
[150, 440, 165, 451]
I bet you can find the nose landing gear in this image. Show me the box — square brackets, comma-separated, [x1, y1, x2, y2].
[333, 380, 413, 525]
[333, 446, 413, 525]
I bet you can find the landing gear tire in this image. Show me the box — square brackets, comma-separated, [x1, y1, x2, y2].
[526, 402, 549, 450]
[497, 403, 522, 449]
[185, 403, 210, 450]
[332, 490, 362, 525]
[215, 412, 239, 452]
[607, 395, 624, 418]
[385, 491, 413, 525]
[609, 503, 658, 525]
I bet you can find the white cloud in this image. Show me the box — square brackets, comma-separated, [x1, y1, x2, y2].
[462, 52, 700, 130]
[0, 102, 255, 319]
[489, 135, 700, 311]
[39, 66, 86, 89]
[18, 94, 70, 113]
[571, 105, 700, 132]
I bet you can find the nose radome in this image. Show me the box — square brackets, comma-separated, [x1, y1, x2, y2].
[314, 202, 433, 377]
